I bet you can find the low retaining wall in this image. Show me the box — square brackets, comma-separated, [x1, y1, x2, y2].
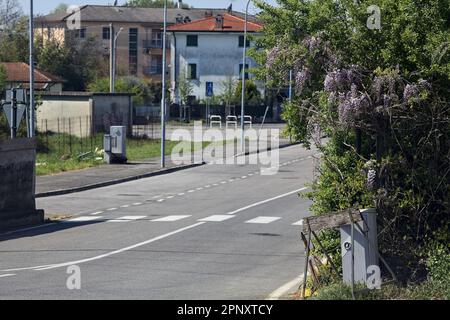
[0, 138, 44, 230]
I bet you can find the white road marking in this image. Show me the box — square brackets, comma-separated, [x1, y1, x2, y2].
[198, 215, 235, 222]
[166, 196, 175, 199]
[204, 185, 211, 188]
[178, 193, 186, 196]
[188, 190, 195, 193]
[67, 216, 103, 222]
[196, 187, 203, 191]
[248, 173, 254, 177]
[266, 274, 304, 300]
[157, 199, 165, 202]
[241, 176, 248, 179]
[30, 222, 207, 271]
[107, 208, 118, 211]
[151, 215, 191, 222]
[226, 187, 308, 216]
[0, 274, 16, 278]
[132, 203, 143, 206]
[90, 211, 104, 216]
[220, 181, 227, 184]
[245, 216, 281, 224]
[108, 216, 147, 223]
[120, 205, 130, 208]
[213, 183, 219, 186]
[228, 179, 235, 182]
[292, 220, 304, 226]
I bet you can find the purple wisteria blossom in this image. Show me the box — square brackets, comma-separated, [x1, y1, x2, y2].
[295, 68, 311, 95]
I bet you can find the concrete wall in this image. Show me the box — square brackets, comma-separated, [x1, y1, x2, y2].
[0, 138, 44, 230]
[171, 32, 265, 102]
[37, 94, 133, 137]
[36, 95, 92, 137]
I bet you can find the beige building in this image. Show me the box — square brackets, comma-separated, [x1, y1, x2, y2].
[35, 5, 250, 83]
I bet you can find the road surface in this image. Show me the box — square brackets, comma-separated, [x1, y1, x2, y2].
[0, 144, 317, 300]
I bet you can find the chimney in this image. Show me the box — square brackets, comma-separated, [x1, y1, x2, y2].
[215, 14, 224, 30]
[227, 4, 233, 14]
[204, 10, 213, 18]
[175, 14, 183, 24]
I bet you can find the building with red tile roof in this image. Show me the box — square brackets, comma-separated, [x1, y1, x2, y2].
[0, 62, 64, 91]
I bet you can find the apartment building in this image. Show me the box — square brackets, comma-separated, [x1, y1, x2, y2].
[35, 5, 251, 83]
[168, 13, 264, 103]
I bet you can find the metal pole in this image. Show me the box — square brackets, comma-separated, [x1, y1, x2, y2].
[11, 89, 17, 139]
[241, 0, 251, 152]
[161, 0, 168, 168]
[109, 23, 114, 93]
[113, 28, 123, 94]
[29, 0, 35, 137]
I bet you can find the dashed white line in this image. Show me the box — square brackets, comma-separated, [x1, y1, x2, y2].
[220, 181, 227, 184]
[120, 205, 130, 208]
[90, 211, 104, 216]
[107, 208, 118, 212]
[152, 215, 192, 222]
[178, 193, 186, 196]
[157, 199, 165, 202]
[188, 190, 195, 193]
[166, 196, 175, 199]
[0, 274, 16, 278]
[292, 220, 304, 226]
[132, 203, 143, 206]
[245, 216, 281, 224]
[68, 216, 103, 222]
[108, 216, 147, 223]
[196, 187, 203, 191]
[198, 215, 235, 222]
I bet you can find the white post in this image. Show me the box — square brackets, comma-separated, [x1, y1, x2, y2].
[240, 0, 251, 153]
[29, 0, 35, 137]
[109, 23, 114, 93]
[161, 0, 168, 168]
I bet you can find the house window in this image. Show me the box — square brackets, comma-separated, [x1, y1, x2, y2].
[150, 55, 163, 75]
[75, 27, 86, 39]
[239, 35, 250, 48]
[239, 63, 249, 79]
[187, 63, 197, 79]
[151, 29, 163, 48]
[186, 35, 198, 47]
[129, 28, 138, 75]
[103, 27, 110, 40]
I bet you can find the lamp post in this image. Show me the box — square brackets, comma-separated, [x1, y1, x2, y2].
[29, 0, 35, 137]
[112, 27, 124, 93]
[240, 0, 251, 152]
[161, 0, 168, 168]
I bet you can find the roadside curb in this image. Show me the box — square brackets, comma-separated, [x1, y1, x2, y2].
[235, 142, 302, 158]
[35, 162, 205, 198]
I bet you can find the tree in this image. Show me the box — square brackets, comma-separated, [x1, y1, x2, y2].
[0, 0, 22, 30]
[36, 37, 106, 91]
[0, 64, 6, 94]
[234, 79, 262, 107]
[178, 70, 193, 107]
[50, 3, 69, 15]
[125, 0, 189, 8]
[220, 76, 237, 111]
[253, 0, 450, 277]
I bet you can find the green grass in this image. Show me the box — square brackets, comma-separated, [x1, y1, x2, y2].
[310, 280, 449, 300]
[36, 132, 210, 176]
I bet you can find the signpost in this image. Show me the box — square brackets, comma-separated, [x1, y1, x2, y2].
[206, 82, 213, 126]
[1, 89, 28, 139]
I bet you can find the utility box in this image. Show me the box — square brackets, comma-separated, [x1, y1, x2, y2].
[104, 126, 127, 164]
[340, 208, 379, 285]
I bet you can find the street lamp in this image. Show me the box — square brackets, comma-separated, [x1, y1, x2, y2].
[112, 27, 124, 93]
[240, 0, 251, 152]
[29, 0, 35, 137]
[161, 0, 168, 168]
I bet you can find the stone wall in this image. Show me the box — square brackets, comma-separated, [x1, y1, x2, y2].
[0, 138, 44, 230]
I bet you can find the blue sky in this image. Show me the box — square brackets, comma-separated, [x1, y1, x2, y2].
[18, 0, 278, 15]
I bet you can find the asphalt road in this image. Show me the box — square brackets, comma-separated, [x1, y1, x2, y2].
[0, 144, 318, 300]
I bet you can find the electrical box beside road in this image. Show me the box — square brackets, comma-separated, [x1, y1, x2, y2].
[104, 126, 127, 164]
[340, 208, 379, 285]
